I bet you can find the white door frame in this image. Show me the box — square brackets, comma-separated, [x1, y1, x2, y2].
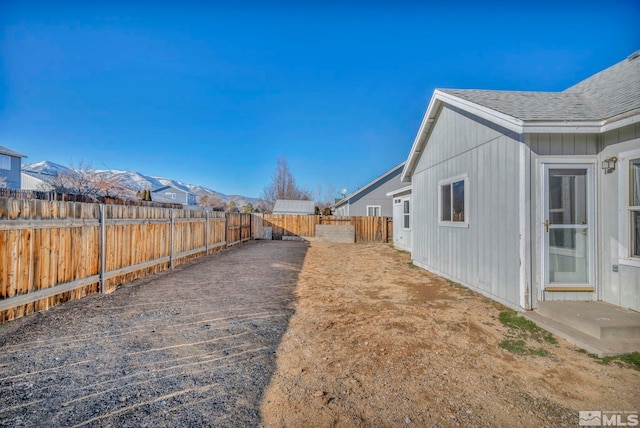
[538, 159, 597, 300]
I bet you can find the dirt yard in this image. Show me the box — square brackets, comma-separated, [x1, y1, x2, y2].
[259, 242, 639, 427]
[0, 240, 638, 427]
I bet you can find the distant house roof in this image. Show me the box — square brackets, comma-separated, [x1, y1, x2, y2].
[272, 199, 315, 215]
[0, 145, 27, 158]
[402, 51, 640, 181]
[334, 161, 405, 208]
[152, 184, 194, 194]
[151, 184, 196, 203]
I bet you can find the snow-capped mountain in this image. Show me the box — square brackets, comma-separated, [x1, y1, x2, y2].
[22, 161, 262, 207]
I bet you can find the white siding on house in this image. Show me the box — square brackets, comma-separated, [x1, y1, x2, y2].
[526, 127, 640, 312]
[598, 123, 640, 312]
[411, 105, 523, 309]
[526, 134, 599, 304]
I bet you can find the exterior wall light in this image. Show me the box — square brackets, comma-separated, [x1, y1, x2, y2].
[602, 156, 618, 174]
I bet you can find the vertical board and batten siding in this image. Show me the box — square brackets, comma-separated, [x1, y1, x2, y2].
[411, 105, 523, 309]
[346, 168, 404, 217]
[0, 199, 242, 322]
[598, 123, 640, 312]
[525, 133, 600, 304]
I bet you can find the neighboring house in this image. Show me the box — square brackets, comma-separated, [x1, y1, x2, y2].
[151, 185, 197, 206]
[387, 185, 412, 252]
[401, 51, 640, 313]
[0, 145, 27, 189]
[21, 170, 55, 191]
[272, 199, 315, 215]
[333, 162, 405, 217]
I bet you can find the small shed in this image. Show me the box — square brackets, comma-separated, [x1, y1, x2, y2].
[272, 199, 315, 215]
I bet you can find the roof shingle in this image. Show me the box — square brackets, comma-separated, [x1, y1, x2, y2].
[439, 51, 640, 123]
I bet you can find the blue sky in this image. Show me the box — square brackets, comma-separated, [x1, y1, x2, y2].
[1, 1, 639, 199]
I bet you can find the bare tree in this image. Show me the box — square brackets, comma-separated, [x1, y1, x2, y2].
[50, 160, 101, 197]
[314, 183, 336, 215]
[198, 194, 226, 211]
[0, 176, 7, 188]
[261, 156, 311, 213]
[49, 160, 133, 199]
[94, 171, 135, 199]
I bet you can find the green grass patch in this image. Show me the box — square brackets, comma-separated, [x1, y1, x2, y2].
[597, 352, 640, 371]
[499, 310, 557, 344]
[499, 339, 527, 354]
[499, 339, 551, 357]
[498, 310, 557, 357]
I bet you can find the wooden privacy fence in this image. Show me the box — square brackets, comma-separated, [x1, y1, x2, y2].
[254, 214, 392, 243]
[0, 198, 251, 322]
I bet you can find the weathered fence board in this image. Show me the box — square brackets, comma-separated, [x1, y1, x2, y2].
[0, 198, 246, 322]
[254, 214, 392, 243]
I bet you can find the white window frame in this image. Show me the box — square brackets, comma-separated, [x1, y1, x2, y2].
[438, 173, 469, 228]
[366, 205, 381, 217]
[403, 198, 410, 230]
[0, 154, 11, 171]
[619, 148, 640, 268]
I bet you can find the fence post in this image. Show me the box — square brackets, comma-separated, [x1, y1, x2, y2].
[170, 209, 175, 269]
[99, 204, 106, 293]
[224, 212, 229, 248]
[205, 210, 209, 255]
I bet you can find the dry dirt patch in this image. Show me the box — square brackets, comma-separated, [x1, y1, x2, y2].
[260, 242, 639, 427]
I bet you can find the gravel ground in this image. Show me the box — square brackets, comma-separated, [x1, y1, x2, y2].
[0, 240, 307, 427]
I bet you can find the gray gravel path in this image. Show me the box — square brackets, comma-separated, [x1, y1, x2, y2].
[0, 240, 308, 427]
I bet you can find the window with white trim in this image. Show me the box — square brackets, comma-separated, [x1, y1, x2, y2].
[0, 155, 10, 171]
[439, 174, 469, 227]
[403, 199, 410, 229]
[631, 158, 640, 258]
[366, 205, 381, 217]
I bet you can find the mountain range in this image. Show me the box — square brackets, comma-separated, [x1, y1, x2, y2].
[22, 161, 263, 207]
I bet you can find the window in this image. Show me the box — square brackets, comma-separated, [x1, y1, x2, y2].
[439, 174, 469, 227]
[367, 205, 381, 217]
[403, 200, 410, 229]
[631, 159, 640, 258]
[0, 155, 10, 170]
[394, 198, 402, 204]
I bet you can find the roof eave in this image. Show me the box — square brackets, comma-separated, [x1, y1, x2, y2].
[342, 161, 405, 201]
[522, 110, 640, 133]
[401, 93, 640, 178]
[386, 184, 412, 197]
[401, 90, 524, 181]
